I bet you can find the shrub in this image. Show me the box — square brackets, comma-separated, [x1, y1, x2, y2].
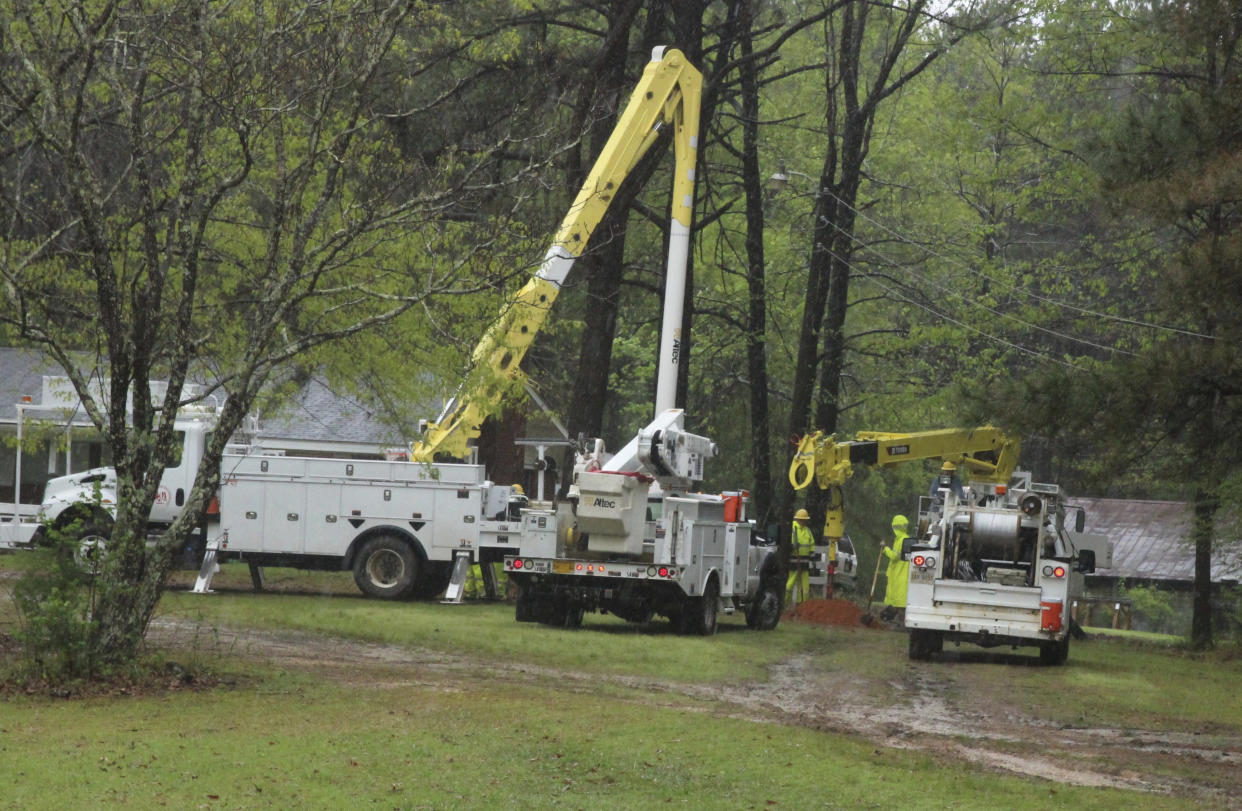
[1121, 581, 1179, 635]
[10, 514, 101, 683]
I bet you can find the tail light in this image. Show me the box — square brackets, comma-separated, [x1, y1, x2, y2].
[206, 495, 220, 516]
[1041, 600, 1063, 632]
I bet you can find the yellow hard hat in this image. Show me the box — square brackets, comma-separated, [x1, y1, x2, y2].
[892, 514, 909, 527]
[940, 460, 956, 472]
[794, 508, 811, 521]
[512, 484, 525, 495]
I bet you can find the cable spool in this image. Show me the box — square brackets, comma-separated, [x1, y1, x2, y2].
[1020, 494, 1043, 517]
[968, 511, 1022, 560]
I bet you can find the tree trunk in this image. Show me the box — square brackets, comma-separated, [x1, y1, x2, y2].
[783, 0, 940, 531]
[737, 0, 774, 525]
[1189, 485, 1217, 649]
[563, 9, 643, 446]
[568, 233, 629, 440]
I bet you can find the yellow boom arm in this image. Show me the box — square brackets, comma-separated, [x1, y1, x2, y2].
[412, 47, 702, 462]
[788, 426, 1021, 539]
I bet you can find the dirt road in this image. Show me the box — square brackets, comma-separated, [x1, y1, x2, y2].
[144, 613, 1242, 807]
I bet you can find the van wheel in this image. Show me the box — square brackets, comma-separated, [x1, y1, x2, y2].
[353, 535, 418, 599]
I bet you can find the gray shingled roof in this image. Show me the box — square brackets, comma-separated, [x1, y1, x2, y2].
[0, 347, 403, 446]
[253, 376, 407, 446]
[0, 347, 80, 422]
[1071, 497, 1241, 585]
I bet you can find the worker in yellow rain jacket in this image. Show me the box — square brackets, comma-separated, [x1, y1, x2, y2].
[786, 508, 815, 608]
[881, 514, 910, 624]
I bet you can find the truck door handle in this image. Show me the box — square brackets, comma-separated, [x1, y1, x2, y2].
[176, 488, 185, 506]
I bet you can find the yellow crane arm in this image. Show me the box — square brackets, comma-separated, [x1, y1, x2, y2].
[411, 48, 702, 462]
[788, 426, 1021, 539]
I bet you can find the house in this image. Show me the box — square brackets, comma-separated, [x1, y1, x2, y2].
[0, 347, 572, 543]
[1070, 496, 1241, 634]
[0, 348, 410, 536]
[1071, 497, 1241, 586]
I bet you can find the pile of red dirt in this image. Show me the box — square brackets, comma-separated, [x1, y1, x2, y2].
[785, 598, 865, 627]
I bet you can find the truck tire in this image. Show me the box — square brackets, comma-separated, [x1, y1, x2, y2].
[514, 580, 541, 622]
[409, 561, 453, 600]
[1039, 635, 1070, 666]
[908, 629, 940, 661]
[353, 535, 418, 600]
[72, 520, 113, 577]
[745, 583, 782, 631]
[543, 596, 584, 629]
[560, 601, 585, 629]
[679, 578, 719, 636]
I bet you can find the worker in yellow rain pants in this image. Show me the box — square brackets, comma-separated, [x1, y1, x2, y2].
[786, 508, 815, 608]
[464, 562, 485, 599]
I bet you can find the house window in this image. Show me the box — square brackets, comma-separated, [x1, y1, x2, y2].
[0, 439, 56, 505]
[70, 435, 111, 474]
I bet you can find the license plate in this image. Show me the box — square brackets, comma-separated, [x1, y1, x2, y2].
[552, 560, 574, 574]
[910, 567, 934, 585]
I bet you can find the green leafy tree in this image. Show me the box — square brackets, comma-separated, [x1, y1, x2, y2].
[0, 0, 543, 673]
[993, 0, 1242, 649]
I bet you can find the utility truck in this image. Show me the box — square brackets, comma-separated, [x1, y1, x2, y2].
[905, 470, 1110, 664]
[36, 410, 529, 600]
[493, 49, 782, 634]
[790, 428, 1111, 663]
[503, 409, 783, 634]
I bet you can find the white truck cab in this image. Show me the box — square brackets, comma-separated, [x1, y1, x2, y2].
[39, 416, 214, 536]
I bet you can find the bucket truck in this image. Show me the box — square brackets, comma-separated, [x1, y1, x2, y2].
[498, 50, 782, 634]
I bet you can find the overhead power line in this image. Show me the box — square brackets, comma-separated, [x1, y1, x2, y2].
[816, 215, 1136, 358]
[820, 187, 1217, 342]
[817, 242, 1086, 372]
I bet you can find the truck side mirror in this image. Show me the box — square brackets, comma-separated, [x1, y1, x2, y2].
[1076, 549, 1096, 574]
[1074, 509, 1086, 533]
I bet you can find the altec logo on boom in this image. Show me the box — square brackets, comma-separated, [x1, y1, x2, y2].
[593, 498, 616, 509]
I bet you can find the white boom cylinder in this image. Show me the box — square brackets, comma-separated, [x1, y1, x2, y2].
[655, 219, 691, 414]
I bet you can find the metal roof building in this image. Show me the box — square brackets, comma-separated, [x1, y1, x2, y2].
[1071, 497, 1241, 586]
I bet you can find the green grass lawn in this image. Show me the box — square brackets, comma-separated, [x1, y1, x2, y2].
[2, 556, 1238, 808]
[158, 578, 830, 684]
[0, 666, 1178, 810]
